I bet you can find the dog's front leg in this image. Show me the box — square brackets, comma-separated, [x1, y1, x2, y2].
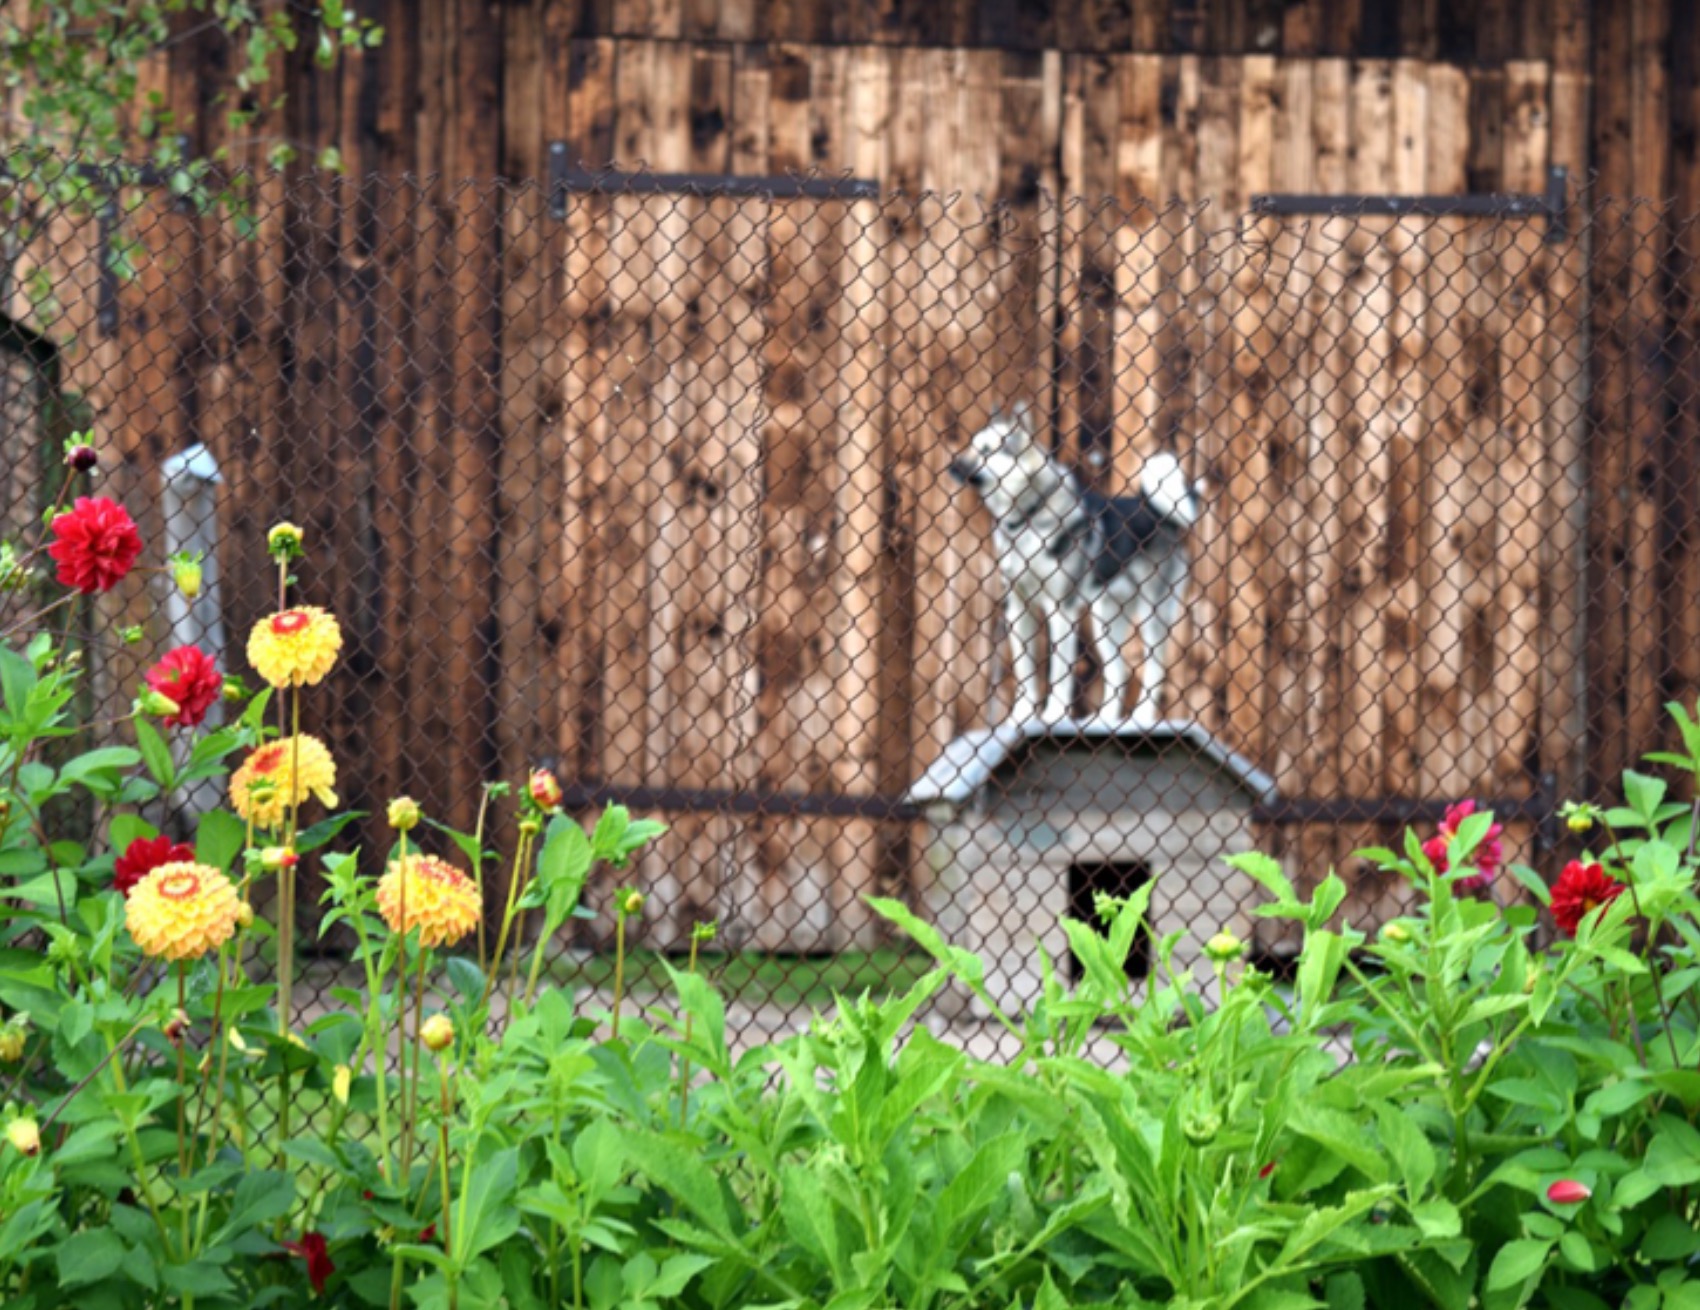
[1006, 596, 1041, 724]
[1042, 606, 1079, 724]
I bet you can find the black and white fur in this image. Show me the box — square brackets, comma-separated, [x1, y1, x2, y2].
[946, 405, 1201, 727]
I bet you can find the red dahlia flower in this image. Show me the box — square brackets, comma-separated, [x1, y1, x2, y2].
[113, 834, 196, 898]
[1550, 861, 1625, 937]
[47, 497, 141, 593]
[1422, 799, 1504, 894]
[281, 1232, 335, 1295]
[144, 645, 223, 728]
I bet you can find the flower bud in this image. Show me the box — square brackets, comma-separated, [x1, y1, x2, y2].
[235, 901, 254, 929]
[387, 796, 422, 832]
[1381, 921, 1412, 944]
[691, 920, 719, 945]
[622, 891, 646, 917]
[267, 522, 304, 559]
[64, 442, 98, 474]
[1559, 801, 1598, 835]
[137, 688, 182, 720]
[170, 552, 204, 600]
[121, 625, 144, 645]
[6, 1118, 40, 1156]
[164, 1008, 190, 1043]
[421, 1014, 455, 1053]
[0, 1024, 25, 1063]
[1204, 929, 1244, 964]
[332, 1064, 352, 1106]
[517, 816, 542, 839]
[1182, 1110, 1222, 1145]
[1547, 1179, 1591, 1205]
[528, 768, 563, 811]
[259, 846, 297, 872]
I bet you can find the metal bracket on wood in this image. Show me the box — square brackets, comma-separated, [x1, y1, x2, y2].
[547, 143, 879, 219]
[1252, 164, 1570, 243]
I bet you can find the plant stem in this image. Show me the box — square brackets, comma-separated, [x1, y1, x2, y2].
[402, 948, 428, 1172]
[276, 689, 303, 1149]
[40, 1019, 145, 1134]
[472, 787, 494, 975]
[612, 912, 628, 1040]
[176, 966, 190, 1194]
[678, 933, 701, 1127]
[438, 1051, 456, 1310]
[481, 828, 534, 1012]
[392, 830, 412, 1176]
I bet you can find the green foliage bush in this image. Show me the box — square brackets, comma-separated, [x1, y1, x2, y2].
[4, 478, 1700, 1309]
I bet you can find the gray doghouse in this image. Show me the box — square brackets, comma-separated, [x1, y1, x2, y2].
[904, 721, 1278, 1013]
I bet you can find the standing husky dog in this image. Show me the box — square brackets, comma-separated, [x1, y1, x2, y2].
[946, 405, 1201, 726]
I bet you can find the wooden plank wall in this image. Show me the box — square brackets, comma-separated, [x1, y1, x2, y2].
[490, 44, 1576, 946]
[28, 0, 1700, 953]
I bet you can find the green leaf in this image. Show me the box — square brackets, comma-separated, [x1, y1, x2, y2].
[214, 1169, 295, 1241]
[196, 808, 246, 873]
[1410, 1201, 1461, 1239]
[1624, 770, 1667, 823]
[1288, 1102, 1390, 1184]
[1485, 1239, 1552, 1292]
[134, 720, 175, 790]
[1641, 1213, 1700, 1262]
[1559, 1230, 1602, 1272]
[454, 1148, 521, 1265]
[1376, 1103, 1435, 1199]
[622, 1131, 736, 1241]
[935, 1134, 1025, 1237]
[1034, 1271, 1070, 1310]
[1323, 1272, 1366, 1310]
[54, 1230, 126, 1288]
[59, 747, 142, 790]
[1229, 850, 1297, 906]
[295, 811, 367, 855]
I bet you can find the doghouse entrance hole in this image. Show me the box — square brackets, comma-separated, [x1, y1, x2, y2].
[1066, 860, 1152, 981]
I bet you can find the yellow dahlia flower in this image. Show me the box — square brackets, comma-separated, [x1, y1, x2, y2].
[247, 607, 342, 689]
[229, 736, 339, 829]
[376, 854, 481, 949]
[126, 862, 244, 963]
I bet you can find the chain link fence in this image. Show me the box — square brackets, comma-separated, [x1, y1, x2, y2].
[0, 161, 1686, 1046]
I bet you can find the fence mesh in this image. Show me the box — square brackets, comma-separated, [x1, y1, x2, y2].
[0, 162, 1687, 1049]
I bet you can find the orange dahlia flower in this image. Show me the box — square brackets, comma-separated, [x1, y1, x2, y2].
[376, 854, 480, 949]
[247, 607, 342, 689]
[229, 735, 339, 829]
[126, 862, 243, 962]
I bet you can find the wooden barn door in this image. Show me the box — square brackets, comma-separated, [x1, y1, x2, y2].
[556, 184, 896, 953]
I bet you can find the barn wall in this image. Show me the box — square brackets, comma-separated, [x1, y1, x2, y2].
[22, 0, 1700, 947]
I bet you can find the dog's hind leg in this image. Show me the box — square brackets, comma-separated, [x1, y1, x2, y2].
[1131, 554, 1187, 725]
[1042, 605, 1080, 724]
[1090, 591, 1136, 727]
[1006, 595, 1041, 724]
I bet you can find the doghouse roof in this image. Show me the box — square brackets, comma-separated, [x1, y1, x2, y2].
[903, 719, 1280, 808]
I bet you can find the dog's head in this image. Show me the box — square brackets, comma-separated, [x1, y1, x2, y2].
[947, 404, 1058, 519]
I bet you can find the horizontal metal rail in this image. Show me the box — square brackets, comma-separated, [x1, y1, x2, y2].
[547, 144, 878, 216]
[558, 783, 923, 822]
[1252, 165, 1569, 241]
[560, 776, 1561, 848]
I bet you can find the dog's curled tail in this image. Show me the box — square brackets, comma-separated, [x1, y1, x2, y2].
[1141, 451, 1203, 529]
